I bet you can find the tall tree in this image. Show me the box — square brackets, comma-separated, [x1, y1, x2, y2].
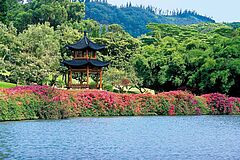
[10, 23, 61, 84]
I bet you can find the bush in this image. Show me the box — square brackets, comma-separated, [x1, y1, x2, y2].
[89, 81, 97, 89]
[202, 93, 240, 115]
[103, 83, 114, 92]
[0, 86, 240, 121]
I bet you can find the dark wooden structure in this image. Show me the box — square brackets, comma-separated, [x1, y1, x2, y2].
[62, 32, 109, 89]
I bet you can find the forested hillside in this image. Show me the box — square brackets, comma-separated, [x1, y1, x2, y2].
[227, 22, 240, 29]
[1, 0, 215, 36]
[85, 1, 215, 37]
[1, 0, 240, 96]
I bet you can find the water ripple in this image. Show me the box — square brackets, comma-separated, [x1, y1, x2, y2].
[0, 116, 240, 160]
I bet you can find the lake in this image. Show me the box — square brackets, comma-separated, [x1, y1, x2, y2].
[0, 116, 240, 160]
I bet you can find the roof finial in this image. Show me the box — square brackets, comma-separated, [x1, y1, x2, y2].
[84, 31, 87, 37]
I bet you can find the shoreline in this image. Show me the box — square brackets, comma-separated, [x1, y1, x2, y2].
[1, 114, 240, 123]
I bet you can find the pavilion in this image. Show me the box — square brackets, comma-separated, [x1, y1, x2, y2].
[62, 32, 110, 89]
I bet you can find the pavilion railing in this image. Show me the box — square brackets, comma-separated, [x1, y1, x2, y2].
[67, 84, 100, 89]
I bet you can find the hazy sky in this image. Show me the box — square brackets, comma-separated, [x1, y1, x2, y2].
[107, 0, 239, 22]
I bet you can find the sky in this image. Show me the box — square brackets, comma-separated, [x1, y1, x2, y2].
[107, 0, 239, 22]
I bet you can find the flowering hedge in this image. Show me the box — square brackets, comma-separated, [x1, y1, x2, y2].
[0, 86, 240, 121]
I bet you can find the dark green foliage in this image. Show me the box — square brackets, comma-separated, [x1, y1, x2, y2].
[133, 23, 240, 96]
[1, 0, 85, 32]
[226, 22, 240, 29]
[94, 24, 141, 70]
[0, 0, 22, 23]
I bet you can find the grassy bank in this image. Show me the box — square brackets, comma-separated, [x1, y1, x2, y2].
[0, 86, 240, 121]
[0, 81, 17, 89]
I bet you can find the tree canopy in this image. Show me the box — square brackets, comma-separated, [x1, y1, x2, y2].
[133, 23, 240, 96]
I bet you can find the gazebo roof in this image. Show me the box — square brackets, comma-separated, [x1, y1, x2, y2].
[66, 32, 105, 51]
[62, 59, 110, 68]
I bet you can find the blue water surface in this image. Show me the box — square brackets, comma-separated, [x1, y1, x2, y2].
[0, 116, 240, 160]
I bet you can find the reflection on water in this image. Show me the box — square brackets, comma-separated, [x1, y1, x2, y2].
[0, 116, 240, 160]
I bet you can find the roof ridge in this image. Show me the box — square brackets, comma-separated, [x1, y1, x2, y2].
[66, 32, 105, 51]
[84, 36, 89, 45]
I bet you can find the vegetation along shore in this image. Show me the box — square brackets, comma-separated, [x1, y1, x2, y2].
[0, 85, 240, 121]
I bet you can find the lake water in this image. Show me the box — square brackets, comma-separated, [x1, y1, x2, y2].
[0, 116, 240, 160]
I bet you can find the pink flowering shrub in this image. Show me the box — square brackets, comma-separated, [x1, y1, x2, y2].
[202, 93, 240, 115]
[0, 86, 240, 120]
[157, 91, 206, 115]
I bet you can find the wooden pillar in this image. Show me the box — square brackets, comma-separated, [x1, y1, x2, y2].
[100, 68, 103, 90]
[68, 69, 70, 87]
[74, 51, 77, 59]
[82, 51, 84, 57]
[87, 65, 89, 88]
[68, 68, 72, 88]
[96, 70, 99, 89]
[94, 51, 97, 59]
[86, 49, 89, 59]
[64, 72, 67, 86]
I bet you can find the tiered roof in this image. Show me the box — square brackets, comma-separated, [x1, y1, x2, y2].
[63, 59, 109, 67]
[63, 32, 109, 68]
[65, 32, 105, 51]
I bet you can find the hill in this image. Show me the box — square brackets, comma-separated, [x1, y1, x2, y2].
[85, 1, 215, 37]
[227, 22, 240, 29]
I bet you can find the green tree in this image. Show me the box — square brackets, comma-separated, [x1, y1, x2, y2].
[67, 1, 85, 22]
[10, 23, 61, 85]
[0, 0, 22, 23]
[94, 24, 141, 70]
[33, 2, 68, 28]
[0, 22, 20, 80]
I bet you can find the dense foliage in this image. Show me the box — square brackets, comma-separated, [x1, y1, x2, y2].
[85, 1, 215, 37]
[227, 22, 240, 29]
[1, 86, 240, 120]
[1, 0, 85, 32]
[133, 23, 240, 96]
